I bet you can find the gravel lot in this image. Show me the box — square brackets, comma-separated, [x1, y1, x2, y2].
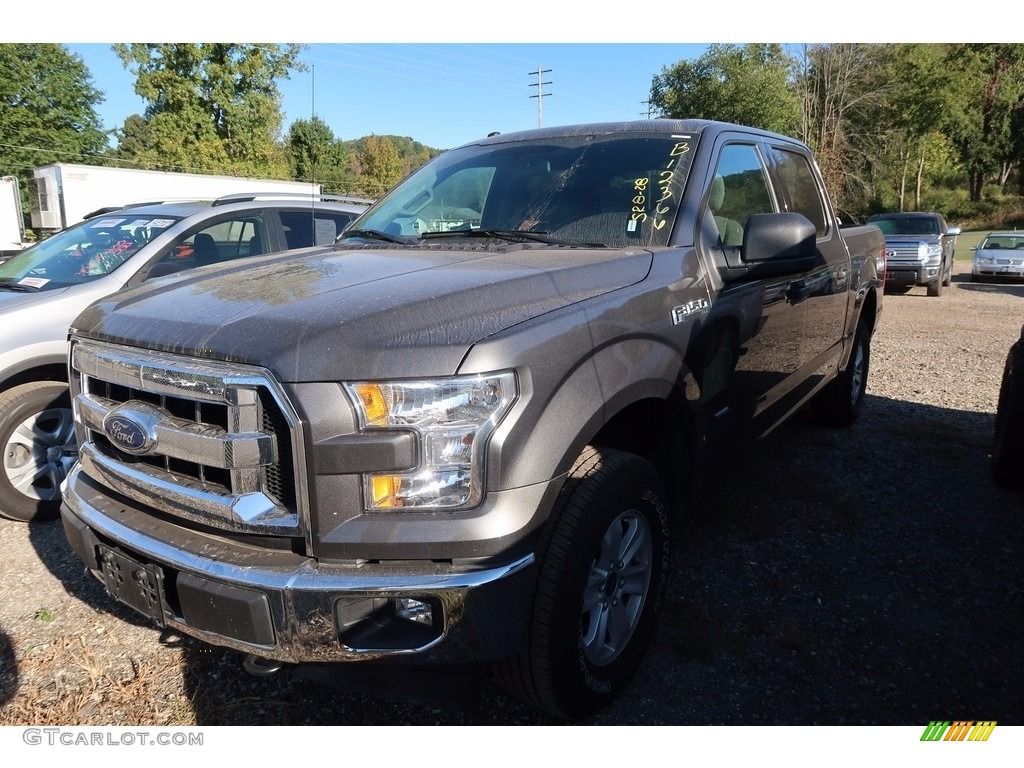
[1, 261, 1021, 726]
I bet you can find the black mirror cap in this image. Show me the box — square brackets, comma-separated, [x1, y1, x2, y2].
[742, 212, 817, 264]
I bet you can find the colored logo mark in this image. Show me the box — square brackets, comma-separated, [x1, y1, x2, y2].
[920, 721, 997, 741]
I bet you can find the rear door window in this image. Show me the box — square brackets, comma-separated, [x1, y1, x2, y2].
[769, 147, 828, 236]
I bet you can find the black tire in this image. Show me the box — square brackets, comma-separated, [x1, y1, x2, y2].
[811, 316, 871, 427]
[942, 260, 952, 287]
[927, 276, 943, 297]
[992, 339, 1024, 489]
[495, 446, 670, 719]
[0, 382, 77, 523]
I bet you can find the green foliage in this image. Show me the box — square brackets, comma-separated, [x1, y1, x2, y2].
[0, 43, 108, 212]
[655, 42, 1024, 224]
[287, 116, 357, 194]
[355, 134, 406, 197]
[112, 43, 303, 179]
[942, 44, 1024, 202]
[650, 44, 801, 135]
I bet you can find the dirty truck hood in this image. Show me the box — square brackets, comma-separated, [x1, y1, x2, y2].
[72, 244, 652, 381]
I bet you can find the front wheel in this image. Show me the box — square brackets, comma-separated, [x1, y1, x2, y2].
[0, 382, 77, 523]
[495, 446, 670, 719]
[927, 276, 944, 297]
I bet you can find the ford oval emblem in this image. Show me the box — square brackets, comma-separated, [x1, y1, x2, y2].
[102, 401, 165, 456]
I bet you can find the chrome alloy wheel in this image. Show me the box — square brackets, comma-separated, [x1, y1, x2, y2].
[580, 509, 654, 666]
[3, 405, 77, 503]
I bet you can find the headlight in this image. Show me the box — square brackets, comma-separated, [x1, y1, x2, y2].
[345, 373, 517, 510]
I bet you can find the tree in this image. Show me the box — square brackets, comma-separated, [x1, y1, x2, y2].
[113, 43, 303, 178]
[286, 116, 356, 194]
[357, 135, 404, 197]
[872, 44, 957, 211]
[943, 44, 1024, 201]
[790, 43, 898, 209]
[650, 44, 801, 135]
[0, 43, 108, 213]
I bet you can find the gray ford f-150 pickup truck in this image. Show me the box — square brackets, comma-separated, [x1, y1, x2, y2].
[61, 120, 885, 719]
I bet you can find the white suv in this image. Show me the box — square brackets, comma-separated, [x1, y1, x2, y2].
[0, 193, 370, 522]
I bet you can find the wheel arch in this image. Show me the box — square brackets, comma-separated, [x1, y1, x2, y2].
[0, 358, 69, 395]
[488, 337, 705, 516]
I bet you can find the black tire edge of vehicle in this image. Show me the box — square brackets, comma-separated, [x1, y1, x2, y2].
[992, 338, 1024, 490]
[0, 381, 76, 523]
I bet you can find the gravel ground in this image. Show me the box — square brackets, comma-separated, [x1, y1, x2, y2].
[1, 261, 1022, 726]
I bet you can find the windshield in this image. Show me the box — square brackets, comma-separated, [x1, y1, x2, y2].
[980, 234, 1024, 250]
[869, 216, 940, 236]
[0, 214, 181, 291]
[349, 131, 696, 249]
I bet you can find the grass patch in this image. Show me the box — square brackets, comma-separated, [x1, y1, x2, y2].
[0, 635, 193, 726]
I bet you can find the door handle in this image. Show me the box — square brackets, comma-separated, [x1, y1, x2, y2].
[786, 281, 811, 304]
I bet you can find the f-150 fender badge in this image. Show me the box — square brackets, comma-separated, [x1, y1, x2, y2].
[671, 299, 710, 325]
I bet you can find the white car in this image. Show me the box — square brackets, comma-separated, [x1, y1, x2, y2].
[971, 231, 1024, 282]
[0, 193, 370, 522]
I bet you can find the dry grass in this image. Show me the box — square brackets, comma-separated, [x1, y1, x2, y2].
[0, 635, 193, 726]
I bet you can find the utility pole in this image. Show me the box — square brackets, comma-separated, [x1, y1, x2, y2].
[528, 67, 552, 128]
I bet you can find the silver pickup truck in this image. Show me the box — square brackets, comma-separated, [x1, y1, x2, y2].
[868, 211, 960, 297]
[61, 120, 885, 719]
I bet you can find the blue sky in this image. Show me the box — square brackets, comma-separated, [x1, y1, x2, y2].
[16, 2, 988, 152]
[67, 43, 710, 151]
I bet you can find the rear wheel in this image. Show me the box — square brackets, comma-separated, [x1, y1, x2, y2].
[495, 446, 670, 719]
[0, 382, 77, 523]
[812, 317, 871, 427]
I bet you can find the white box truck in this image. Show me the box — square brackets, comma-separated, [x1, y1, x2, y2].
[30, 163, 321, 232]
[1, 176, 29, 261]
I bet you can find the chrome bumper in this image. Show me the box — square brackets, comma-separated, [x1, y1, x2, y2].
[62, 464, 535, 665]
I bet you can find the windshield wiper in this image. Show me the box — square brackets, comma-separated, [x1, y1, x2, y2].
[0, 279, 41, 292]
[421, 229, 601, 247]
[339, 228, 408, 244]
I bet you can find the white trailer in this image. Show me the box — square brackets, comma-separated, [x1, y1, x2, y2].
[1, 176, 29, 259]
[30, 163, 320, 232]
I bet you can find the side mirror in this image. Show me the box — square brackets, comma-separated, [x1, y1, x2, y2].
[718, 212, 819, 282]
[947, 227, 962, 236]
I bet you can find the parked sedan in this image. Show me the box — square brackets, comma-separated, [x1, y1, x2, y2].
[992, 323, 1024, 489]
[972, 232, 1024, 282]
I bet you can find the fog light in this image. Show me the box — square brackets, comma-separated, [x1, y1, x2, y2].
[394, 597, 434, 626]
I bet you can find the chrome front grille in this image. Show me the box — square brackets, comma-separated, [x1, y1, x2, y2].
[70, 340, 304, 537]
[885, 243, 925, 263]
